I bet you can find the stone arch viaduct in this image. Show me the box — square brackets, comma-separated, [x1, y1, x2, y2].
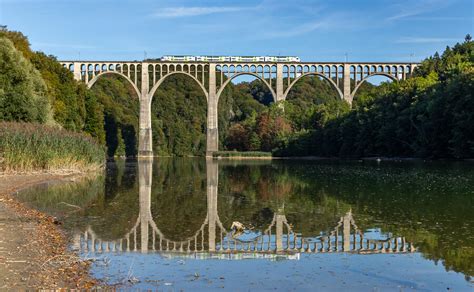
[60, 60, 419, 157]
[72, 160, 416, 256]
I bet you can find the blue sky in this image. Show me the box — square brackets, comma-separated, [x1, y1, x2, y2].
[1, 0, 472, 62]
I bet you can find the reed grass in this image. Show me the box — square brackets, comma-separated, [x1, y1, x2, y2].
[0, 122, 106, 173]
[213, 151, 272, 158]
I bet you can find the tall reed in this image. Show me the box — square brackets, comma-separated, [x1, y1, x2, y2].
[0, 122, 105, 173]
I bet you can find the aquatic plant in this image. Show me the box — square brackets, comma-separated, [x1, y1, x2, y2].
[0, 122, 105, 172]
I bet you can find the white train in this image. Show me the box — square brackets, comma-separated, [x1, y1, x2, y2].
[160, 55, 301, 62]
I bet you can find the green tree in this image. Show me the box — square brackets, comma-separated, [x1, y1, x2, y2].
[151, 74, 207, 156]
[0, 27, 34, 59]
[1, 27, 103, 137]
[89, 75, 139, 157]
[83, 89, 106, 144]
[30, 52, 87, 131]
[0, 37, 52, 123]
[115, 128, 126, 157]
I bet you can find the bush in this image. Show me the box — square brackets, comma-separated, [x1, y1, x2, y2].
[0, 122, 105, 172]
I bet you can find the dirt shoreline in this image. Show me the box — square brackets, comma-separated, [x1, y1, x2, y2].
[0, 172, 98, 289]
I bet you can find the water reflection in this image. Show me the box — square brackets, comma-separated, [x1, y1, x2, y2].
[17, 158, 474, 284]
[72, 159, 415, 258]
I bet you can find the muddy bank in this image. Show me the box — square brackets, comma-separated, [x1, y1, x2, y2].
[0, 172, 98, 289]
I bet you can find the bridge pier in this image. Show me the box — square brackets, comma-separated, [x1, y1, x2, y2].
[138, 63, 153, 158]
[206, 64, 219, 156]
[207, 159, 219, 251]
[276, 64, 285, 102]
[343, 211, 352, 251]
[343, 63, 353, 105]
[139, 159, 153, 252]
[275, 213, 286, 252]
[138, 98, 153, 158]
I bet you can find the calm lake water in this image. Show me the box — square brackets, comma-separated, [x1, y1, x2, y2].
[18, 158, 474, 291]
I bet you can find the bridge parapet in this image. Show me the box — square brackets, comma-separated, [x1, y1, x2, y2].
[60, 60, 417, 101]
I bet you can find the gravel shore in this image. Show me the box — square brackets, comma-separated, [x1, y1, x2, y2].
[0, 173, 97, 289]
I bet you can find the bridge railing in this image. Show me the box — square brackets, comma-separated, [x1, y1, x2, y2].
[74, 212, 416, 255]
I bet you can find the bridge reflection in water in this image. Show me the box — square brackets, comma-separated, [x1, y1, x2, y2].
[72, 159, 415, 258]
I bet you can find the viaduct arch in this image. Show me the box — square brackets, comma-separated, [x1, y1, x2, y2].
[148, 71, 209, 102]
[87, 71, 141, 98]
[217, 72, 277, 103]
[351, 72, 398, 97]
[283, 72, 344, 100]
[61, 60, 418, 157]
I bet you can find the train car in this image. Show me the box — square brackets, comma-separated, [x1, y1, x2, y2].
[274, 56, 300, 62]
[160, 55, 301, 62]
[250, 56, 266, 62]
[212, 56, 230, 62]
[161, 55, 196, 61]
[196, 56, 229, 62]
[230, 56, 266, 62]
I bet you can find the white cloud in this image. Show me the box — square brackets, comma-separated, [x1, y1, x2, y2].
[31, 42, 97, 50]
[405, 16, 471, 21]
[259, 11, 364, 40]
[386, 0, 453, 21]
[396, 37, 461, 44]
[151, 6, 255, 18]
[264, 21, 325, 38]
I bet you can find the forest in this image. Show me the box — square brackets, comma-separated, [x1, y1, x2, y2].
[1, 27, 472, 159]
[278, 36, 474, 158]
